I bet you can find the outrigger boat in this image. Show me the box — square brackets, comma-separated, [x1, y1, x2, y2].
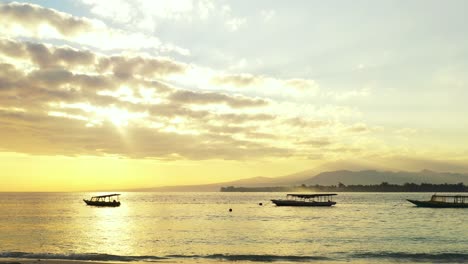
[271, 193, 337, 207]
[407, 194, 468, 208]
[84, 194, 121, 207]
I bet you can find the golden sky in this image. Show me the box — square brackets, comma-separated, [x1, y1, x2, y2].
[1, 1, 468, 191]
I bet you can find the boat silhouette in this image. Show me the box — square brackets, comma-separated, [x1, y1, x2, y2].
[84, 194, 121, 207]
[407, 194, 468, 208]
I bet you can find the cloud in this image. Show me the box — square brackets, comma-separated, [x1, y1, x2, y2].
[260, 10, 275, 22]
[226, 17, 246, 31]
[0, 38, 96, 69]
[299, 137, 333, 147]
[213, 113, 276, 123]
[285, 117, 330, 128]
[211, 73, 262, 87]
[81, 0, 250, 37]
[0, 3, 385, 162]
[0, 63, 25, 90]
[325, 87, 371, 100]
[345, 123, 384, 134]
[0, 39, 294, 160]
[0, 38, 187, 79]
[345, 123, 371, 133]
[0, 109, 290, 160]
[81, 0, 216, 32]
[0, 2, 94, 36]
[285, 78, 319, 93]
[0, 2, 188, 54]
[169, 90, 269, 108]
[99, 55, 187, 79]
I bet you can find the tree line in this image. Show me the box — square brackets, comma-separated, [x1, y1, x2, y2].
[220, 182, 467, 192]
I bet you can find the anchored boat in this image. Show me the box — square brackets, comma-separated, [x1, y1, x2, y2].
[407, 194, 468, 208]
[84, 193, 121, 207]
[271, 193, 337, 207]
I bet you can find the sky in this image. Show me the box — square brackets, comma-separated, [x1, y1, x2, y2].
[1, 0, 468, 191]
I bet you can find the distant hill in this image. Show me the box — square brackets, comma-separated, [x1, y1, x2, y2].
[127, 176, 301, 192]
[125, 169, 468, 192]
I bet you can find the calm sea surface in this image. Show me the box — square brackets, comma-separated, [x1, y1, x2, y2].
[0, 192, 467, 263]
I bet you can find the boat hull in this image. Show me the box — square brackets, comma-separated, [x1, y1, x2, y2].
[271, 199, 336, 207]
[407, 199, 468, 208]
[84, 200, 120, 207]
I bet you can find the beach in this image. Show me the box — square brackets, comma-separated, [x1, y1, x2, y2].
[0, 259, 429, 264]
[0, 257, 460, 264]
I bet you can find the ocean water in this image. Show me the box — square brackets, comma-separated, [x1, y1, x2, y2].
[0, 192, 467, 263]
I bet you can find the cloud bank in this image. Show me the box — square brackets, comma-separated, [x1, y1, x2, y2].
[1, 1, 445, 167]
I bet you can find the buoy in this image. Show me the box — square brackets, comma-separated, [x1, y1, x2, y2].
[229, 208, 232, 212]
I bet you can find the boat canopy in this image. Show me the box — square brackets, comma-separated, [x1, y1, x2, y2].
[431, 194, 467, 203]
[287, 193, 337, 198]
[91, 193, 121, 199]
[432, 195, 468, 198]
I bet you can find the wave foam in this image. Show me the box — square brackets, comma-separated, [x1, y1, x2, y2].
[0, 252, 166, 262]
[0, 252, 329, 262]
[2, 251, 467, 263]
[352, 251, 468, 263]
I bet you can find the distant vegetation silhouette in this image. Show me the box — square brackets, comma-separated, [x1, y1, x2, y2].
[220, 182, 467, 192]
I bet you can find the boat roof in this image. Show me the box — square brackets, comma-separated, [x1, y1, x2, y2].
[92, 193, 121, 198]
[432, 194, 468, 198]
[287, 193, 337, 198]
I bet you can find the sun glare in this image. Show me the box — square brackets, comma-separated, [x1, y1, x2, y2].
[97, 107, 147, 127]
[53, 102, 148, 128]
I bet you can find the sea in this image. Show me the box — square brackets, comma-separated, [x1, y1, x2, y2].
[0, 192, 467, 263]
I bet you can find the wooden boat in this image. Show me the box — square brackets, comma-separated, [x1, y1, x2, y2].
[271, 193, 337, 207]
[407, 194, 468, 208]
[84, 194, 121, 207]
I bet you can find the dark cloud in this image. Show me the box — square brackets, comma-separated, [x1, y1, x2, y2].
[0, 39, 185, 79]
[28, 68, 114, 91]
[0, 63, 25, 90]
[0, 36, 346, 161]
[140, 80, 174, 93]
[214, 113, 276, 123]
[0, 2, 94, 36]
[0, 39, 96, 68]
[0, 65, 115, 111]
[0, 110, 290, 160]
[0, 57, 284, 160]
[99, 56, 187, 79]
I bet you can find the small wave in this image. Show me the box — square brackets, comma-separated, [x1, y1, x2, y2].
[5, 251, 465, 263]
[352, 251, 468, 263]
[0, 252, 330, 262]
[0, 252, 166, 262]
[167, 254, 331, 262]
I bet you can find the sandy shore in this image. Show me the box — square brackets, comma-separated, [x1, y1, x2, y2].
[0, 258, 429, 264]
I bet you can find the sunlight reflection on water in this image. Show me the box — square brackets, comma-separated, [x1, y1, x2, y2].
[0, 192, 467, 262]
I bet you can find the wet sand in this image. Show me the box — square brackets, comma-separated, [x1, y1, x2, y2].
[0, 258, 432, 264]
